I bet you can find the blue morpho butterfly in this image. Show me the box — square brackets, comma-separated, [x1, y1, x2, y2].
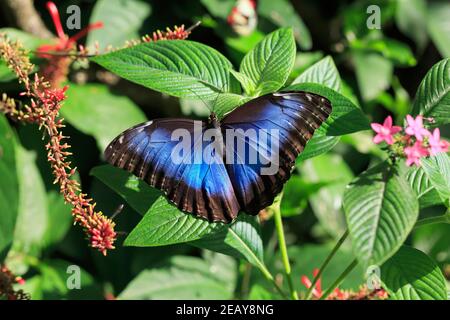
[105, 91, 331, 223]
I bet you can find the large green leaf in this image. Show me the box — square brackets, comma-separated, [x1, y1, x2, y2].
[344, 162, 419, 269]
[240, 28, 295, 95]
[24, 259, 102, 300]
[42, 191, 72, 250]
[300, 154, 353, 237]
[258, 0, 312, 50]
[381, 246, 447, 300]
[191, 215, 264, 268]
[91, 165, 265, 268]
[8, 147, 48, 259]
[0, 114, 19, 260]
[61, 83, 147, 151]
[427, 2, 450, 58]
[213, 93, 250, 119]
[92, 40, 239, 100]
[86, 0, 152, 51]
[411, 58, 450, 126]
[118, 255, 236, 300]
[292, 56, 341, 91]
[296, 132, 340, 163]
[420, 153, 450, 207]
[402, 163, 444, 209]
[286, 83, 370, 136]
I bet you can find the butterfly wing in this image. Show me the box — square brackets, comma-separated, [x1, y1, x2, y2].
[221, 91, 332, 214]
[104, 119, 240, 223]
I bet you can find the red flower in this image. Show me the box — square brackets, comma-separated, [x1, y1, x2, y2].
[371, 116, 402, 145]
[37, 1, 103, 55]
[301, 268, 323, 299]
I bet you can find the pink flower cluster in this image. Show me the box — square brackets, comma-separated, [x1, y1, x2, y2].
[371, 115, 449, 166]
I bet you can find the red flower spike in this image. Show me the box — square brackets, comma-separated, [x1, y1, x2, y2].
[40, 1, 103, 53]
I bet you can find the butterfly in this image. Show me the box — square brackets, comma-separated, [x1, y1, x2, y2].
[105, 91, 332, 223]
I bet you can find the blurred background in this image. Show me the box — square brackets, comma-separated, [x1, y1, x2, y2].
[0, 0, 449, 299]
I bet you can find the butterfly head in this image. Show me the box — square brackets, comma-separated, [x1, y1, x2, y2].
[208, 112, 220, 129]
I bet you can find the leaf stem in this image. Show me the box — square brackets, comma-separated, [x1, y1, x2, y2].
[305, 229, 349, 300]
[258, 263, 289, 299]
[272, 194, 299, 300]
[319, 258, 358, 300]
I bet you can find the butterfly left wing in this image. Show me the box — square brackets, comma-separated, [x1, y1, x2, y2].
[104, 119, 240, 223]
[221, 91, 332, 214]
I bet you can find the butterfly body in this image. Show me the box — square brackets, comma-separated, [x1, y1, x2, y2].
[105, 91, 331, 223]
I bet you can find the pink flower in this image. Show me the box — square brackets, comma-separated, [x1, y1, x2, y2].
[404, 141, 428, 166]
[371, 116, 402, 145]
[405, 115, 430, 141]
[428, 128, 449, 156]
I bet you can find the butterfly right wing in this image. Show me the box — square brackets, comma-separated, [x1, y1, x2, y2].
[104, 119, 240, 223]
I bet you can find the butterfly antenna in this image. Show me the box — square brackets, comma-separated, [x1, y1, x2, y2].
[110, 204, 124, 220]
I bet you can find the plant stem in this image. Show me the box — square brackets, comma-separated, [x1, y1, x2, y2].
[258, 263, 289, 299]
[415, 210, 450, 228]
[305, 229, 349, 300]
[319, 258, 358, 300]
[272, 194, 299, 300]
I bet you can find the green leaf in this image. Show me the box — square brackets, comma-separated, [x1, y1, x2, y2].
[92, 40, 239, 100]
[292, 56, 341, 91]
[42, 192, 72, 250]
[353, 51, 393, 101]
[0, 114, 19, 260]
[296, 132, 340, 162]
[281, 176, 328, 217]
[91, 165, 265, 268]
[402, 163, 444, 209]
[240, 28, 295, 95]
[427, 2, 450, 58]
[118, 255, 236, 299]
[258, 0, 312, 50]
[420, 153, 450, 207]
[351, 37, 417, 66]
[91, 164, 160, 216]
[286, 83, 370, 136]
[411, 58, 450, 126]
[395, 0, 428, 50]
[249, 284, 275, 300]
[381, 246, 447, 300]
[191, 215, 264, 268]
[344, 162, 419, 269]
[33, 259, 102, 300]
[213, 93, 250, 119]
[8, 147, 48, 259]
[230, 69, 256, 95]
[300, 154, 353, 237]
[86, 0, 152, 51]
[413, 224, 450, 266]
[61, 83, 147, 151]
